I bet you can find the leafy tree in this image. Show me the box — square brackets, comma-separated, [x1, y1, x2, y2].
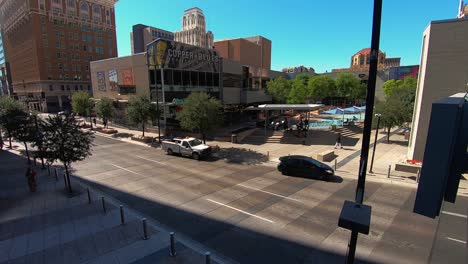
[0, 96, 27, 149]
[266, 77, 292, 103]
[374, 94, 411, 143]
[383, 76, 417, 99]
[176, 92, 223, 144]
[308, 75, 336, 100]
[127, 95, 157, 137]
[287, 74, 310, 103]
[96, 97, 114, 128]
[71, 91, 92, 126]
[335, 73, 367, 100]
[42, 115, 93, 193]
[11, 114, 36, 163]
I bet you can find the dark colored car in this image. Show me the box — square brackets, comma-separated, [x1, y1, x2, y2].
[277, 155, 334, 181]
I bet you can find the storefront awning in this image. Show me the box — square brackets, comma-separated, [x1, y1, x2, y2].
[245, 104, 324, 111]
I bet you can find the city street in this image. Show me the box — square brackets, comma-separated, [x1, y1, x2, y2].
[71, 135, 438, 263]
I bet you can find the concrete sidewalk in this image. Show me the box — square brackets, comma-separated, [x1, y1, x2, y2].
[0, 148, 226, 264]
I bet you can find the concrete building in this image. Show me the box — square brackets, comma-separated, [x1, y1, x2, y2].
[0, 25, 10, 96]
[130, 24, 174, 54]
[281, 65, 316, 79]
[174, 7, 213, 49]
[408, 18, 468, 161]
[0, 0, 118, 112]
[214, 36, 271, 71]
[332, 48, 400, 73]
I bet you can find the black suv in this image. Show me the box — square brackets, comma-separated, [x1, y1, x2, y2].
[278, 155, 334, 181]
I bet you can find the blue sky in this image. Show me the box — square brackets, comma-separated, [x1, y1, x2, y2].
[115, 0, 457, 73]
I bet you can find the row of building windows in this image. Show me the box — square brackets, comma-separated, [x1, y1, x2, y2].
[48, 83, 91, 92]
[150, 69, 220, 87]
[48, 74, 90, 81]
[151, 31, 173, 40]
[55, 64, 89, 72]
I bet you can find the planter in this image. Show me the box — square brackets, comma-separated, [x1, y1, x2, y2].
[131, 136, 153, 143]
[101, 128, 118, 134]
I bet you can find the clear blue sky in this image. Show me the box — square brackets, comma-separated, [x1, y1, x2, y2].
[115, 0, 457, 73]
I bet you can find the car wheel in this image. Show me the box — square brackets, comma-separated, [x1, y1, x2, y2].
[281, 168, 289, 175]
[192, 152, 200, 160]
[167, 149, 173, 155]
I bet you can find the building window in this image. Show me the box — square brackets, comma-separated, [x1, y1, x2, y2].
[41, 16, 46, 24]
[39, 0, 45, 10]
[108, 49, 112, 56]
[80, 85, 83, 90]
[75, 85, 78, 91]
[61, 85, 65, 91]
[66, 85, 70, 90]
[87, 85, 91, 90]
[49, 85, 53, 91]
[86, 65, 89, 72]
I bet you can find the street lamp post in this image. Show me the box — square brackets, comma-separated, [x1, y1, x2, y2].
[369, 114, 381, 173]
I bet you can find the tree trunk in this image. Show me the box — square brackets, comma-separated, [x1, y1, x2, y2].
[202, 132, 206, 144]
[89, 115, 93, 129]
[64, 163, 73, 194]
[8, 129, 12, 149]
[142, 122, 145, 137]
[24, 142, 31, 164]
[387, 127, 391, 143]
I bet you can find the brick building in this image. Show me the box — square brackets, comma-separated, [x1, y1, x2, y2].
[0, 0, 118, 112]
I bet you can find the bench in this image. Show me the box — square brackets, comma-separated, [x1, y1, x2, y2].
[317, 150, 335, 162]
[395, 163, 421, 173]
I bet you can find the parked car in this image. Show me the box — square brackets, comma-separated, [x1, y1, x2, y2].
[277, 155, 334, 181]
[161, 137, 211, 160]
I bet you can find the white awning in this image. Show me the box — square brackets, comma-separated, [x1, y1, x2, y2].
[245, 104, 324, 111]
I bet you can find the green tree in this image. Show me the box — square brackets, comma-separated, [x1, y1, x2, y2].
[308, 75, 336, 100]
[42, 115, 93, 193]
[383, 76, 417, 99]
[287, 74, 310, 103]
[0, 96, 27, 149]
[335, 73, 367, 100]
[96, 97, 114, 128]
[374, 94, 410, 143]
[127, 95, 157, 137]
[176, 92, 223, 144]
[266, 77, 292, 103]
[11, 114, 36, 163]
[71, 91, 92, 126]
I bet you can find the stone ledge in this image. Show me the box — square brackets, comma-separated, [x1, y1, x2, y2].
[395, 163, 421, 173]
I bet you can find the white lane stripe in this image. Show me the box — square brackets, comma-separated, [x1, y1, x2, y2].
[136, 156, 166, 165]
[206, 199, 274, 224]
[111, 164, 145, 176]
[237, 184, 301, 202]
[446, 237, 467, 244]
[441, 211, 468, 219]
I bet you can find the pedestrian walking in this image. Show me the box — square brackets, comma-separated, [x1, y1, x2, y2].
[93, 118, 97, 127]
[25, 166, 37, 192]
[0, 133, 4, 151]
[334, 133, 343, 149]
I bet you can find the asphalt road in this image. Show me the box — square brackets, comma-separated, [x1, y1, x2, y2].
[71, 135, 438, 264]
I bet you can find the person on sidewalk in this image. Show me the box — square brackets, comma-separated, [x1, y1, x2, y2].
[0, 132, 3, 150]
[334, 133, 343, 149]
[93, 118, 97, 127]
[25, 166, 37, 192]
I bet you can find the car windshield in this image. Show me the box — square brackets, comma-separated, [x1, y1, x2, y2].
[188, 139, 202, 147]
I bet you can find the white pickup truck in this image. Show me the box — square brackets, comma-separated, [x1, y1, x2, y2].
[161, 137, 212, 160]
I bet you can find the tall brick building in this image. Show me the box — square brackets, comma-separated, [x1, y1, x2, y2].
[0, 0, 118, 112]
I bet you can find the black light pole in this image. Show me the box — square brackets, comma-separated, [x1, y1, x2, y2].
[153, 68, 161, 143]
[345, 0, 383, 263]
[369, 113, 381, 173]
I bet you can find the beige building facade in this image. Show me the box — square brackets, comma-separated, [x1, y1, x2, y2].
[174, 7, 213, 49]
[408, 18, 468, 161]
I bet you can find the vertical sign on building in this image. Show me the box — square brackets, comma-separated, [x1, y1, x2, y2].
[108, 69, 118, 91]
[121, 69, 134, 85]
[97, 71, 106, 91]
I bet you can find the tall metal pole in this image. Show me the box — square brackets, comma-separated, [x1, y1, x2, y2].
[153, 68, 161, 143]
[369, 114, 381, 173]
[160, 68, 166, 138]
[346, 0, 382, 263]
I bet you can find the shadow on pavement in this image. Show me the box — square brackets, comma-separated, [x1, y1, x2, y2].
[74, 175, 374, 264]
[112, 132, 134, 139]
[212, 147, 268, 165]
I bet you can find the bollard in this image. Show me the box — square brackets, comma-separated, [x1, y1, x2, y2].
[142, 218, 149, 240]
[33, 157, 37, 166]
[54, 168, 58, 180]
[87, 188, 91, 204]
[205, 252, 211, 264]
[47, 164, 51, 176]
[62, 172, 68, 189]
[267, 151, 269, 160]
[101, 197, 106, 214]
[119, 205, 125, 225]
[169, 232, 176, 257]
[334, 159, 337, 171]
[387, 165, 391, 178]
[416, 169, 421, 183]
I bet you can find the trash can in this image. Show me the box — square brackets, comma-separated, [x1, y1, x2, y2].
[231, 134, 237, 144]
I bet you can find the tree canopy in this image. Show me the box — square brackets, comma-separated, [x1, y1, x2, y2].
[287, 74, 310, 103]
[71, 91, 91, 117]
[335, 73, 367, 100]
[308, 75, 337, 99]
[266, 76, 292, 103]
[126, 95, 157, 137]
[42, 115, 93, 193]
[96, 97, 114, 128]
[176, 92, 223, 143]
[0, 96, 27, 149]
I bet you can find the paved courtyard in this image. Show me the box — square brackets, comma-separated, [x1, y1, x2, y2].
[69, 135, 438, 263]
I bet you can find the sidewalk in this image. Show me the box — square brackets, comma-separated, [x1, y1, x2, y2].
[0, 148, 225, 264]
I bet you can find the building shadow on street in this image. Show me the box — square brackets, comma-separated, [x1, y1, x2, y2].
[211, 147, 268, 165]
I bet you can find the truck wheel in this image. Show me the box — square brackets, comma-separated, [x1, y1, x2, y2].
[192, 152, 200, 160]
[167, 149, 173, 155]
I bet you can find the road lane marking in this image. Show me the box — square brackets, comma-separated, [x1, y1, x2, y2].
[441, 211, 468, 219]
[111, 164, 145, 176]
[205, 198, 274, 224]
[136, 156, 167, 165]
[237, 184, 301, 202]
[446, 237, 467, 244]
